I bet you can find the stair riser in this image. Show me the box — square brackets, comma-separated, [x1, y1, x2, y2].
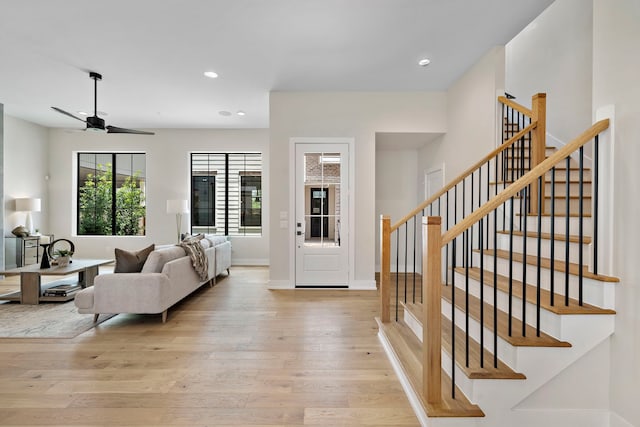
[543, 169, 592, 181]
[452, 271, 564, 338]
[544, 182, 592, 197]
[473, 253, 613, 309]
[518, 216, 592, 235]
[496, 234, 589, 265]
[441, 298, 521, 369]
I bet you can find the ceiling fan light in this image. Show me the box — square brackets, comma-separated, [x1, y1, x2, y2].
[237, 110, 246, 116]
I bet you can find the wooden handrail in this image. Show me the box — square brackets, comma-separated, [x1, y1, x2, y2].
[390, 122, 537, 232]
[442, 119, 610, 246]
[498, 96, 533, 118]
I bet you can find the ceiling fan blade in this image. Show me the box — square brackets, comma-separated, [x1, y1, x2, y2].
[51, 107, 87, 123]
[106, 125, 155, 135]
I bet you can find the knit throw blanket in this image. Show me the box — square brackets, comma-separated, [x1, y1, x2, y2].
[179, 239, 208, 281]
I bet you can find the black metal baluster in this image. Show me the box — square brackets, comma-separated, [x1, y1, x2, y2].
[536, 176, 542, 336]
[413, 215, 417, 304]
[494, 204, 499, 368]
[579, 147, 584, 306]
[396, 231, 399, 321]
[565, 156, 571, 306]
[522, 186, 528, 337]
[451, 238, 457, 399]
[594, 135, 599, 275]
[509, 196, 515, 336]
[446, 191, 450, 286]
[479, 216, 484, 368]
[550, 167, 556, 306]
[470, 173, 474, 268]
[465, 229, 469, 368]
[404, 222, 408, 304]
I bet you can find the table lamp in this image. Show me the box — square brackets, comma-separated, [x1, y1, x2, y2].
[15, 198, 41, 235]
[167, 199, 189, 243]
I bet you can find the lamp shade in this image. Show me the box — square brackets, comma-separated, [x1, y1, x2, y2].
[166, 199, 189, 214]
[15, 198, 41, 212]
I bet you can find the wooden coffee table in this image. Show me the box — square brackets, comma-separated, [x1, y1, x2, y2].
[0, 259, 112, 305]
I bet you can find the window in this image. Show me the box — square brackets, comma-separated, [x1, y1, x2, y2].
[77, 153, 146, 236]
[190, 153, 262, 236]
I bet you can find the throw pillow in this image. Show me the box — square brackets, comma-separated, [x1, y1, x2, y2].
[114, 244, 155, 273]
[181, 233, 204, 244]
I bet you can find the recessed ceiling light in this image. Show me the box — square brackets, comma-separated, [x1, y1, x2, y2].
[418, 58, 431, 67]
[218, 110, 231, 116]
[237, 110, 246, 116]
[204, 71, 219, 79]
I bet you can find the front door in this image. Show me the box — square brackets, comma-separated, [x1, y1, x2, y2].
[295, 143, 349, 287]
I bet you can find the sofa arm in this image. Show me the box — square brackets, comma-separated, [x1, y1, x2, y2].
[93, 273, 171, 314]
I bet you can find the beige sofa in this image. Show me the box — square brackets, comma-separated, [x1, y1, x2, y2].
[74, 235, 231, 323]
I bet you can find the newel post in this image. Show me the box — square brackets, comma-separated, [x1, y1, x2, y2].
[530, 93, 547, 214]
[380, 215, 391, 323]
[423, 216, 442, 404]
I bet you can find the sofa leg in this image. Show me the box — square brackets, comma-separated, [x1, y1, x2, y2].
[227, 268, 230, 275]
[209, 278, 214, 288]
[162, 310, 168, 323]
[93, 313, 99, 323]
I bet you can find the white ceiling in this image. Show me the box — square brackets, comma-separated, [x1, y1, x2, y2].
[0, 0, 553, 131]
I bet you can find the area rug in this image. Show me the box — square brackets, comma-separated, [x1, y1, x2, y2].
[0, 301, 115, 338]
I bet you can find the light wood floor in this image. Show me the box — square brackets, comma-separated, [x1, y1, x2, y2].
[0, 267, 419, 426]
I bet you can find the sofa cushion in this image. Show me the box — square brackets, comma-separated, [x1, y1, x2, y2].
[141, 246, 186, 273]
[114, 244, 155, 273]
[204, 234, 227, 247]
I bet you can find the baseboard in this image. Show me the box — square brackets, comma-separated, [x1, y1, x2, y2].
[350, 279, 377, 290]
[610, 411, 634, 427]
[267, 280, 292, 289]
[232, 258, 269, 266]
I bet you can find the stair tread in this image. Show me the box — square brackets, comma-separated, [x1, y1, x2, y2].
[441, 285, 571, 348]
[376, 318, 485, 417]
[497, 230, 592, 244]
[483, 249, 620, 283]
[453, 267, 616, 315]
[404, 302, 526, 380]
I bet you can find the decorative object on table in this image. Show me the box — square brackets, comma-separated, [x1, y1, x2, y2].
[114, 244, 155, 273]
[39, 234, 51, 269]
[54, 249, 72, 267]
[47, 238, 75, 265]
[167, 199, 189, 244]
[15, 198, 41, 235]
[11, 225, 29, 237]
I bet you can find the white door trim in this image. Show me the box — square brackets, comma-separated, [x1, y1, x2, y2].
[289, 137, 355, 288]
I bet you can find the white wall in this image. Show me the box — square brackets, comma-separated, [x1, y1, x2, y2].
[419, 46, 505, 192]
[506, 0, 592, 145]
[47, 128, 270, 265]
[3, 115, 50, 234]
[269, 92, 447, 286]
[375, 148, 419, 271]
[592, 0, 640, 424]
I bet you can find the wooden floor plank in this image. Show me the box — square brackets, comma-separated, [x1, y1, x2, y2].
[0, 267, 419, 426]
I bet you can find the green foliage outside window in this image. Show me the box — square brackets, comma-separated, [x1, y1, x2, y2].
[78, 163, 146, 235]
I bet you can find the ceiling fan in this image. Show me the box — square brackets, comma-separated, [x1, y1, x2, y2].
[51, 71, 154, 135]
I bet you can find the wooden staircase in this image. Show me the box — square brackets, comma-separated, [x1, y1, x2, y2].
[377, 94, 617, 426]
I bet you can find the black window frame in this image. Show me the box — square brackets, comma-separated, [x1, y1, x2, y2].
[77, 152, 146, 236]
[190, 152, 262, 236]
